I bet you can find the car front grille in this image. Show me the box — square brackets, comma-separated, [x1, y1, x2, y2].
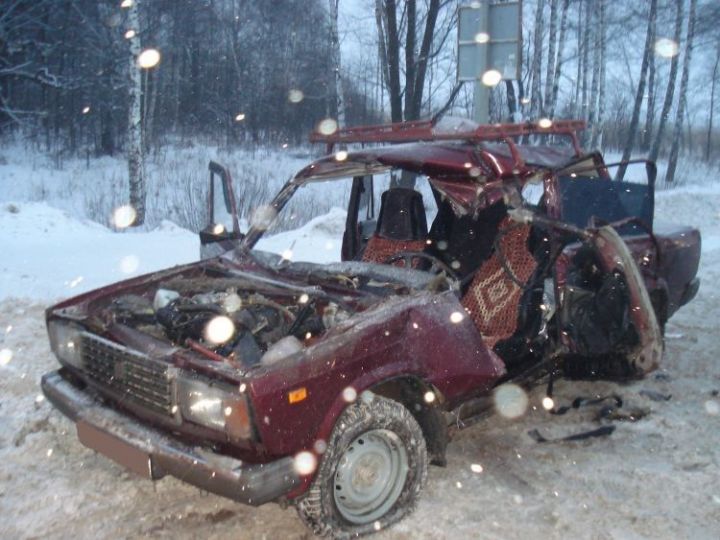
[80, 332, 175, 416]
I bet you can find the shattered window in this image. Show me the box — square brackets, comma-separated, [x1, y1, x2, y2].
[255, 179, 352, 263]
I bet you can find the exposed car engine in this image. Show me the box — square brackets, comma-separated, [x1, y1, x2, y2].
[106, 278, 350, 368]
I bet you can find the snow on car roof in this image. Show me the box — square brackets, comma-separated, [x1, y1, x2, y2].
[293, 141, 578, 184]
[291, 141, 579, 214]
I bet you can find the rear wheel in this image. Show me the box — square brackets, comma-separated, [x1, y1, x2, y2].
[296, 394, 427, 538]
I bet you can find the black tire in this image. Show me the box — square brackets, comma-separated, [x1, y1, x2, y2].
[295, 394, 428, 538]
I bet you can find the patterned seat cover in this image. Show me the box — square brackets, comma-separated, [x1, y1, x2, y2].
[361, 236, 427, 266]
[461, 218, 538, 349]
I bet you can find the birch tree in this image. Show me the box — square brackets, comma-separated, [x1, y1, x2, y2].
[580, 1, 590, 121]
[549, 0, 570, 118]
[588, 2, 601, 147]
[328, 0, 346, 128]
[126, 0, 146, 226]
[665, 0, 697, 184]
[642, 5, 657, 151]
[543, 0, 558, 116]
[617, 0, 656, 182]
[574, 1, 582, 116]
[650, 0, 683, 163]
[529, 0, 544, 117]
[706, 39, 720, 161]
[593, 2, 607, 148]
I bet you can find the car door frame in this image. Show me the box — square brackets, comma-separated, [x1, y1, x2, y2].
[199, 161, 243, 260]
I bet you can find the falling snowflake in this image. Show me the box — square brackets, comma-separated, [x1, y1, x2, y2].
[293, 451, 317, 475]
[481, 69, 502, 87]
[342, 387, 357, 403]
[137, 48, 161, 69]
[493, 383, 529, 419]
[204, 316, 235, 345]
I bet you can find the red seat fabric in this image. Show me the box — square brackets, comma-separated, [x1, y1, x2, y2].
[361, 235, 427, 266]
[461, 218, 537, 349]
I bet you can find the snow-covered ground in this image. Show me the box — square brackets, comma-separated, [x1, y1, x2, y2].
[0, 201, 346, 301]
[0, 148, 719, 539]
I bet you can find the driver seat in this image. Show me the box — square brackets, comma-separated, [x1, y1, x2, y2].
[361, 188, 428, 265]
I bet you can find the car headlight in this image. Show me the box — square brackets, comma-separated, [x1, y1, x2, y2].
[47, 320, 83, 368]
[177, 377, 252, 440]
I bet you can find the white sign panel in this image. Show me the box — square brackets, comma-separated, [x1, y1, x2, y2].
[457, 2, 522, 82]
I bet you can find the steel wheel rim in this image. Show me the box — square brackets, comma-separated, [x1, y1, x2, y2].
[333, 429, 409, 525]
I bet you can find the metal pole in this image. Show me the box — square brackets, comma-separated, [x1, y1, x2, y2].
[473, 82, 489, 124]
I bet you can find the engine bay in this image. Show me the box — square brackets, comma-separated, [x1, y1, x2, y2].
[105, 277, 353, 369]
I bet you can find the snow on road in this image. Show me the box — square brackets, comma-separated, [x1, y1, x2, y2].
[1, 187, 719, 538]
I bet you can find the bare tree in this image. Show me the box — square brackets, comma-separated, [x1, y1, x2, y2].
[543, 0, 558, 116]
[529, 0, 545, 117]
[706, 38, 720, 161]
[665, 0, 697, 184]
[649, 0, 683, 163]
[126, 0, 146, 226]
[580, 0, 590, 120]
[597, 0, 607, 149]
[642, 4, 657, 151]
[588, 2, 601, 147]
[0, 0, 74, 127]
[375, 0, 443, 122]
[616, 0, 657, 182]
[549, 0, 570, 117]
[328, 0, 346, 127]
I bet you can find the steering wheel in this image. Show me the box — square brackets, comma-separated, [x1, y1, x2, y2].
[384, 251, 458, 277]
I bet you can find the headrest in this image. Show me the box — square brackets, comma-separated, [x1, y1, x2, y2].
[376, 188, 428, 240]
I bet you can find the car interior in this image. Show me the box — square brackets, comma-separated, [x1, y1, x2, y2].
[351, 173, 548, 368]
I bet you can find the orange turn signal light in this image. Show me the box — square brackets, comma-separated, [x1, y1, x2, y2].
[288, 387, 308, 404]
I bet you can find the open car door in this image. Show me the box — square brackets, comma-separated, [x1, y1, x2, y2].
[539, 158, 663, 378]
[555, 159, 658, 272]
[341, 175, 376, 260]
[199, 161, 242, 260]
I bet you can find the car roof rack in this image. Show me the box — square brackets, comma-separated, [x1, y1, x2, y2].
[310, 118, 586, 164]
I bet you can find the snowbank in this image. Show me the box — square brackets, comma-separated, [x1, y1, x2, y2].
[0, 202, 198, 301]
[0, 201, 347, 302]
[256, 207, 346, 263]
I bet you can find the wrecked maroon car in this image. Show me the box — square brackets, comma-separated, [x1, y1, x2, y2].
[41, 119, 700, 537]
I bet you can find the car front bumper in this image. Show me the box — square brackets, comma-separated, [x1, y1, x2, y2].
[41, 369, 299, 506]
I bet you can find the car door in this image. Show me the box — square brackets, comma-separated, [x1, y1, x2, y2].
[555, 159, 657, 270]
[199, 161, 242, 260]
[341, 175, 376, 260]
[547, 160, 663, 375]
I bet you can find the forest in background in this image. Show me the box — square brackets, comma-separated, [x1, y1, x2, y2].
[2, 0, 720, 223]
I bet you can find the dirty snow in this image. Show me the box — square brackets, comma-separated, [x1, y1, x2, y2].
[1, 167, 719, 538]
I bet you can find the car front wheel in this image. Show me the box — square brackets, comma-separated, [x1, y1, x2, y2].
[296, 394, 428, 538]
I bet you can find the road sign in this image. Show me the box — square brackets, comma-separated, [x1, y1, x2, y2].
[458, 1, 522, 82]
[457, 1, 522, 123]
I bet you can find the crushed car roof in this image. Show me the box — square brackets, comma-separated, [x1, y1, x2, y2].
[293, 141, 579, 183]
[295, 118, 588, 213]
